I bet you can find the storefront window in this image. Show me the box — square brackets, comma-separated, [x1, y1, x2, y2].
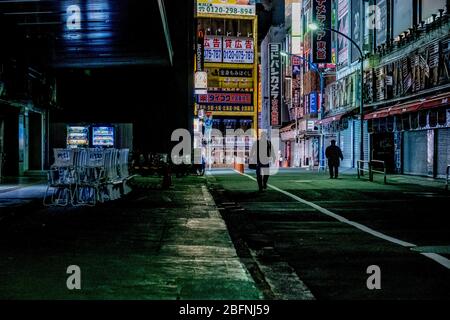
[341, 118, 349, 130]
[379, 117, 387, 133]
[419, 110, 428, 128]
[437, 108, 447, 126]
[402, 114, 411, 131]
[199, 18, 253, 37]
[387, 116, 394, 132]
[368, 119, 374, 133]
[410, 112, 419, 130]
[372, 118, 380, 133]
[429, 110, 438, 128]
[395, 115, 403, 132]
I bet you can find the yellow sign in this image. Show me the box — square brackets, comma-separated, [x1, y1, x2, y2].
[196, 0, 256, 16]
[206, 67, 253, 89]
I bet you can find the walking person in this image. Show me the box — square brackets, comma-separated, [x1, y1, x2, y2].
[250, 132, 275, 192]
[325, 140, 344, 179]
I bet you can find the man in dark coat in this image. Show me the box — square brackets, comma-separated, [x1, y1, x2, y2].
[325, 140, 344, 179]
[250, 132, 275, 191]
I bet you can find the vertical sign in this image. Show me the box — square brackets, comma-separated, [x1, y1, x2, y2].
[338, 0, 349, 66]
[376, 0, 387, 46]
[197, 29, 205, 71]
[292, 56, 301, 117]
[312, 0, 332, 64]
[351, 0, 361, 63]
[269, 43, 282, 127]
[310, 92, 318, 114]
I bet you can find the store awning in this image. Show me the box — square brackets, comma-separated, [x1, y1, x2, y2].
[364, 93, 450, 120]
[421, 92, 450, 111]
[317, 113, 345, 125]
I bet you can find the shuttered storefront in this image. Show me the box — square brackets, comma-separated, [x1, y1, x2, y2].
[403, 130, 428, 176]
[339, 124, 353, 168]
[354, 120, 370, 163]
[437, 128, 450, 178]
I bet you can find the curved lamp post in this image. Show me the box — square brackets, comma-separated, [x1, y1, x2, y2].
[309, 23, 365, 165]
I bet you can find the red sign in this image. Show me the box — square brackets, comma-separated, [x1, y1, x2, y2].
[198, 92, 252, 105]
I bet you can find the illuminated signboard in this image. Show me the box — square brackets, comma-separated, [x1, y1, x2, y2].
[219, 69, 253, 77]
[198, 105, 255, 113]
[204, 36, 223, 63]
[196, 0, 256, 16]
[206, 68, 253, 89]
[197, 92, 253, 105]
[223, 37, 254, 64]
[312, 0, 332, 64]
[338, 0, 349, 66]
[92, 126, 115, 147]
[269, 43, 282, 127]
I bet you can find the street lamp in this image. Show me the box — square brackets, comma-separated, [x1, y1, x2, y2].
[309, 23, 365, 165]
[280, 51, 325, 168]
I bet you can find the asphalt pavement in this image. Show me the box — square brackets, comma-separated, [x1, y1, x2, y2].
[207, 168, 450, 300]
[0, 176, 261, 300]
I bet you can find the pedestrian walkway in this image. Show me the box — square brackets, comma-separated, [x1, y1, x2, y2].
[0, 176, 261, 300]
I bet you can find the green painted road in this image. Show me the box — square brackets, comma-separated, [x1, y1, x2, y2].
[207, 169, 450, 300]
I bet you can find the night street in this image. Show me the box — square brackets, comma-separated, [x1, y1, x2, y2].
[0, 170, 449, 300]
[1, 0, 450, 308]
[207, 169, 450, 300]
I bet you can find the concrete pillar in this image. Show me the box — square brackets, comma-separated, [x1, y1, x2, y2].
[18, 110, 29, 176]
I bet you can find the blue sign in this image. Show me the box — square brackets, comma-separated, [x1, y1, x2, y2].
[204, 117, 213, 129]
[310, 92, 318, 114]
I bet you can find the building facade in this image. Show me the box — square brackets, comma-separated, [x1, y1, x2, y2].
[193, 0, 259, 167]
[317, 0, 449, 177]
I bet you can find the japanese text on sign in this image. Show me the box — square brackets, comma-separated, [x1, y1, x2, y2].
[269, 43, 282, 127]
[198, 92, 253, 105]
[204, 36, 223, 63]
[312, 0, 332, 64]
[223, 37, 254, 64]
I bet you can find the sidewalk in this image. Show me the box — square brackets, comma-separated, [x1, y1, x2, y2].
[0, 176, 262, 300]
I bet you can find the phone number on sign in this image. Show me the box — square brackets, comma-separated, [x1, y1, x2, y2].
[197, 4, 255, 16]
[223, 50, 254, 64]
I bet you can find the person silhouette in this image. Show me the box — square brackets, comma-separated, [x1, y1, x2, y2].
[250, 132, 275, 191]
[325, 140, 344, 179]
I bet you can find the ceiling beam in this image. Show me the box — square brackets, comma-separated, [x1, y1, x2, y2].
[157, 0, 173, 66]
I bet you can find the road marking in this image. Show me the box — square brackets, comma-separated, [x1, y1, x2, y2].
[239, 171, 450, 270]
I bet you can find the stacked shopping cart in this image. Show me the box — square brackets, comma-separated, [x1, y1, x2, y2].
[44, 148, 132, 207]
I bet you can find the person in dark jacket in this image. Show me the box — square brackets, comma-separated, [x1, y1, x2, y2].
[250, 132, 275, 191]
[325, 140, 344, 179]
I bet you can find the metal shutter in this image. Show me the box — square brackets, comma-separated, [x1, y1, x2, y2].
[437, 128, 450, 178]
[340, 126, 353, 168]
[354, 120, 370, 164]
[403, 130, 428, 176]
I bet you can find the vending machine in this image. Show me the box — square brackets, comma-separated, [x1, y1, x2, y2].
[92, 126, 115, 148]
[67, 126, 90, 149]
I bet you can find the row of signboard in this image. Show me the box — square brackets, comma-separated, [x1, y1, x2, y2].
[204, 36, 254, 64]
[194, 1, 256, 115]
